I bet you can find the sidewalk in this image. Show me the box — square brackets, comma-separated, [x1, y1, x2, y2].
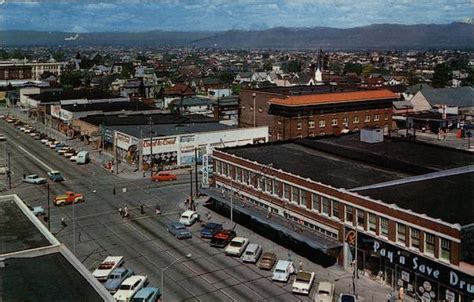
[394, 129, 474, 151]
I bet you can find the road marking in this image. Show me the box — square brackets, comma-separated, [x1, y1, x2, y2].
[14, 142, 54, 171]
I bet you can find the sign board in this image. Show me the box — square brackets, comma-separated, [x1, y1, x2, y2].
[144, 137, 176, 148]
[51, 105, 61, 118]
[201, 154, 210, 188]
[345, 230, 356, 246]
[401, 271, 410, 282]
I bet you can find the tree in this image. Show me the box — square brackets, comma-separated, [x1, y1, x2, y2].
[432, 63, 452, 88]
[343, 62, 363, 75]
[60, 71, 83, 88]
[461, 68, 474, 87]
[218, 71, 235, 84]
[51, 51, 65, 61]
[262, 61, 273, 71]
[287, 60, 301, 73]
[231, 84, 242, 95]
[0, 49, 9, 59]
[361, 64, 375, 77]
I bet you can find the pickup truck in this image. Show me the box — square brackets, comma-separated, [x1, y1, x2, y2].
[54, 191, 84, 206]
[92, 256, 124, 281]
[292, 271, 315, 295]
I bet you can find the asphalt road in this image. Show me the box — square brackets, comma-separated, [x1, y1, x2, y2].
[0, 118, 318, 302]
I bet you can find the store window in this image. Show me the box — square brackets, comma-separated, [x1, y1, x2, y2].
[332, 200, 339, 219]
[322, 197, 330, 215]
[368, 213, 377, 233]
[312, 193, 320, 212]
[440, 238, 451, 262]
[425, 233, 435, 256]
[411, 228, 420, 251]
[309, 121, 315, 128]
[345, 206, 354, 224]
[291, 186, 299, 203]
[319, 120, 326, 128]
[300, 189, 307, 206]
[397, 223, 406, 245]
[357, 209, 365, 228]
[283, 183, 290, 200]
[380, 217, 389, 238]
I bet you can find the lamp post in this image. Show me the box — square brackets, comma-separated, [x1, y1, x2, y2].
[161, 253, 192, 302]
[252, 92, 256, 128]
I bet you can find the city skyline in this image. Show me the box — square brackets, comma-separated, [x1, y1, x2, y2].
[0, 0, 472, 33]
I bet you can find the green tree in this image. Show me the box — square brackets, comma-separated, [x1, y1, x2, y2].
[218, 71, 235, 84]
[0, 49, 9, 59]
[432, 63, 452, 88]
[343, 62, 363, 75]
[231, 84, 242, 95]
[60, 71, 83, 88]
[262, 61, 273, 71]
[287, 60, 301, 73]
[461, 68, 474, 87]
[361, 64, 375, 77]
[51, 51, 65, 61]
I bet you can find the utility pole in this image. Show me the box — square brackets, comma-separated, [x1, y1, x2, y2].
[149, 116, 153, 176]
[7, 152, 11, 189]
[138, 127, 143, 172]
[194, 148, 198, 196]
[47, 184, 51, 231]
[189, 169, 193, 203]
[114, 136, 118, 175]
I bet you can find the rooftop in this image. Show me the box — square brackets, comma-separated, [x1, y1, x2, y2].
[81, 113, 216, 127]
[109, 122, 232, 138]
[61, 101, 154, 112]
[30, 89, 121, 103]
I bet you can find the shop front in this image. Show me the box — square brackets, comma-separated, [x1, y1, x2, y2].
[357, 232, 473, 302]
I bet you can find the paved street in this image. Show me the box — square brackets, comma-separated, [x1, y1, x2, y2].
[0, 112, 397, 301]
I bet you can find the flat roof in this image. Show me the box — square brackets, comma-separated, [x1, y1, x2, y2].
[62, 101, 154, 112]
[81, 113, 215, 126]
[357, 173, 474, 226]
[110, 122, 232, 138]
[0, 199, 51, 254]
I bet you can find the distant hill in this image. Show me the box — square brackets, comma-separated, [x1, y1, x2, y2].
[1, 23, 473, 50]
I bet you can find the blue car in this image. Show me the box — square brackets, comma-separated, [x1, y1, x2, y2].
[200, 222, 223, 238]
[47, 171, 64, 182]
[131, 287, 161, 302]
[104, 267, 134, 293]
[166, 222, 192, 239]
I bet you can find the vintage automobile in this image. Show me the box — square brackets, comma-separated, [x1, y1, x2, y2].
[179, 210, 200, 226]
[200, 222, 223, 238]
[258, 252, 277, 270]
[92, 256, 124, 281]
[210, 229, 236, 248]
[53, 191, 84, 206]
[22, 174, 47, 184]
[313, 281, 335, 302]
[104, 267, 134, 293]
[272, 260, 295, 282]
[131, 287, 161, 302]
[166, 222, 192, 239]
[47, 170, 64, 182]
[113, 275, 148, 302]
[292, 271, 315, 295]
[224, 237, 249, 257]
[151, 172, 177, 182]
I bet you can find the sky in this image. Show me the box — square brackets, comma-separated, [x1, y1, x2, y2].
[0, 0, 472, 32]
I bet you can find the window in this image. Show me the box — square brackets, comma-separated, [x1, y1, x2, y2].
[332, 200, 339, 219]
[236, 167, 242, 182]
[296, 122, 302, 130]
[411, 228, 420, 250]
[331, 118, 338, 126]
[353, 116, 360, 124]
[312, 193, 320, 212]
[300, 189, 307, 206]
[345, 206, 354, 223]
[374, 114, 380, 121]
[216, 161, 222, 175]
[380, 217, 389, 237]
[384, 113, 389, 120]
[242, 105, 246, 110]
[368, 213, 377, 233]
[365, 115, 371, 122]
[283, 184, 290, 200]
[425, 233, 435, 255]
[223, 163, 229, 177]
[309, 121, 315, 128]
[258, 107, 263, 113]
[343, 117, 348, 126]
[397, 223, 406, 245]
[322, 197, 330, 215]
[273, 180, 280, 196]
[440, 238, 451, 262]
[319, 120, 326, 128]
[291, 186, 299, 203]
[265, 178, 273, 194]
[357, 209, 365, 228]
[258, 177, 265, 191]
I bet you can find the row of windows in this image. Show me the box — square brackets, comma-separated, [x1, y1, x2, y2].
[294, 113, 389, 130]
[215, 160, 452, 263]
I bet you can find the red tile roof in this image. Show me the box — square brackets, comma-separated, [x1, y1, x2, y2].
[268, 89, 398, 107]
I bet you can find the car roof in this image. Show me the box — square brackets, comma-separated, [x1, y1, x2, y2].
[49, 170, 60, 174]
[231, 237, 247, 242]
[111, 267, 127, 274]
[182, 210, 195, 215]
[275, 260, 291, 269]
[134, 287, 158, 297]
[318, 281, 334, 291]
[205, 222, 219, 227]
[245, 243, 260, 251]
[123, 275, 145, 285]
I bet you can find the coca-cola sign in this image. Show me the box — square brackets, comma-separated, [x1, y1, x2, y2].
[143, 137, 176, 148]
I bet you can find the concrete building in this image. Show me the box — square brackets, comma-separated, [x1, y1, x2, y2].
[0, 61, 65, 81]
[209, 134, 473, 301]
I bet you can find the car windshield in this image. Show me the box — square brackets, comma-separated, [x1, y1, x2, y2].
[181, 215, 189, 219]
[245, 251, 253, 255]
[341, 296, 356, 302]
[275, 269, 286, 273]
[230, 241, 242, 247]
[318, 290, 330, 295]
[119, 284, 131, 290]
[30, 175, 38, 178]
[175, 225, 185, 230]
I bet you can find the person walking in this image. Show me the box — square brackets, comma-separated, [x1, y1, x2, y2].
[140, 204, 144, 214]
[155, 205, 161, 215]
[61, 217, 67, 227]
[118, 207, 123, 217]
[123, 206, 129, 218]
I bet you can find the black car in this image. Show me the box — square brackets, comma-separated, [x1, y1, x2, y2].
[210, 229, 236, 248]
[200, 222, 223, 238]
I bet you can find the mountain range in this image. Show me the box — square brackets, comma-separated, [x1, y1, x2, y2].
[1, 23, 473, 50]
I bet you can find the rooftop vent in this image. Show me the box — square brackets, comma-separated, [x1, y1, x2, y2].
[360, 127, 383, 144]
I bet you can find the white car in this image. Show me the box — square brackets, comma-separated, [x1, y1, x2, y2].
[314, 281, 335, 302]
[179, 210, 200, 226]
[40, 138, 50, 144]
[22, 174, 47, 184]
[272, 260, 295, 282]
[48, 141, 60, 148]
[225, 237, 249, 256]
[57, 147, 70, 154]
[70, 155, 77, 162]
[113, 275, 148, 302]
[92, 256, 124, 281]
[292, 271, 315, 295]
[0, 134, 6, 141]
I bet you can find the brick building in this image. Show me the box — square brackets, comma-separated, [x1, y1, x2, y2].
[239, 86, 398, 141]
[0, 65, 32, 80]
[208, 134, 474, 301]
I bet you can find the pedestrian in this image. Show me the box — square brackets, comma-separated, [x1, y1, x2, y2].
[155, 205, 161, 215]
[206, 212, 211, 220]
[118, 207, 123, 217]
[299, 261, 303, 272]
[61, 217, 67, 227]
[140, 204, 144, 214]
[124, 206, 128, 217]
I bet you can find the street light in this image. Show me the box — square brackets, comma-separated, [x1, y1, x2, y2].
[161, 253, 192, 302]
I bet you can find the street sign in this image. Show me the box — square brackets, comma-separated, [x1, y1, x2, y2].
[202, 154, 209, 188]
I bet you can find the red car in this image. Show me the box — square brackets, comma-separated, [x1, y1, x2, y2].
[151, 172, 177, 182]
[210, 229, 236, 248]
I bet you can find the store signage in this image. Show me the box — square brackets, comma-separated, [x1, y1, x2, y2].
[51, 105, 61, 118]
[144, 137, 176, 148]
[359, 233, 474, 296]
[116, 132, 131, 144]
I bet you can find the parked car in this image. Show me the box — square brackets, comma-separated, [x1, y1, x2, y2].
[76, 151, 90, 164]
[53, 191, 84, 206]
[338, 294, 357, 302]
[242, 243, 263, 263]
[179, 210, 200, 226]
[22, 174, 47, 184]
[210, 229, 236, 248]
[47, 140, 60, 148]
[225, 237, 249, 257]
[258, 252, 277, 270]
[51, 142, 64, 149]
[166, 222, 192, 239]
[47, 170, 64, 182]
[131, 287, 161, 302]
[151, 172, 177, 182]
[104, 267, 134, 294]
[200, 222, 223, 238]
[24, 127, 34, 133]
[70, 154, 78, 162]
[313, 281, 335, 302]
[57, 147, 71, 155]
[0, 165, 9, 175]
[292, 271, 315, 295]
[54, 144, 67, 152]
[272, 260, 295, 282]
[92, 256, 124, 281]
[27, 204, 45, 216]
[0, 133, 6, 141]
[113, 275, 148, 302]
[64, 149, 77, 158]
